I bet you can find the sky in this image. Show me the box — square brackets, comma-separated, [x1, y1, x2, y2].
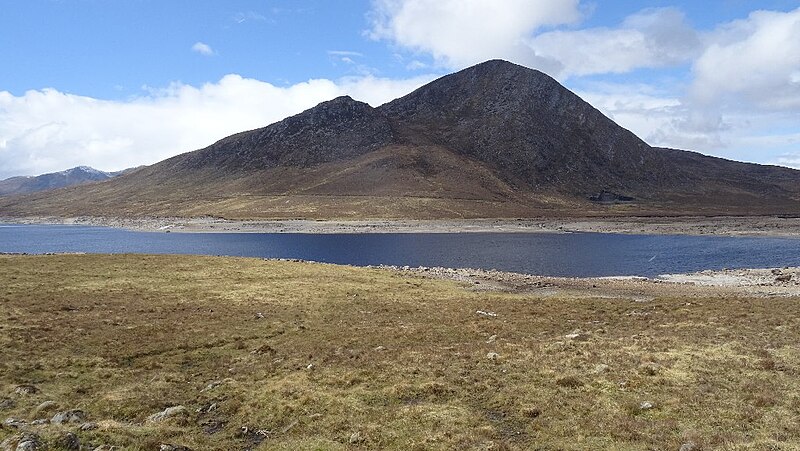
[1, 0, 799, 179]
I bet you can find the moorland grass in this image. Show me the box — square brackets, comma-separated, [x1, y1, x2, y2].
[1, 255, 799, 450]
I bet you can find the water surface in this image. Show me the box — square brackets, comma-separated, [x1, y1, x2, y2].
[1, 224, 799, 277]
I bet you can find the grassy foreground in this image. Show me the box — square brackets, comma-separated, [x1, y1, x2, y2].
[1, 255, 799, 450]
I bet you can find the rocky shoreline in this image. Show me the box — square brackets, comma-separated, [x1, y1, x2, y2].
[370, 263, 800, 297]
[4, 215, 800, 237]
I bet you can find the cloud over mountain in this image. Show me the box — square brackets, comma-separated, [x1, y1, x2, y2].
[0, 74, 433, 179]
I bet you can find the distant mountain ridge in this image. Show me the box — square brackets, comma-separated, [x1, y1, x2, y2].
[1, 59, 799, 219]
[0, 166, 131, 197]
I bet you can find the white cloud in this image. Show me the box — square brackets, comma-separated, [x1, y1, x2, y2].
[368, 0, 581, 72]
[528, 8, 701, 77]
[691, 8, 800, 110]
[368, 1, 706, 78]
[777, 154, 800, 169]
[0, 74, 434, 179]
[191, 42, 215, 56]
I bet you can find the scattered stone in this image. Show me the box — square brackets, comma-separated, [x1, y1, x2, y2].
[373, 346, 386, 351]
[564, 329, 590, 341]
[486, 352, 500, 362]
[196, 402, 218, 414]
[51, 409, 87, 424]
[14, 433, 43, 451]
[639, 401, 654, 411]
[486, 335, 497, 344]
[159, 444, 192, 451]
[148, 405, 188, 423]
[254, 312, 265, 319]
[4, 417, 26, 428]
[776, 274, 793, 283]
[349, 431, 365, 445]
[13, 385, 38, 395]
[476, 310, 498, 318]
[771, 268, 783, 275]
[201, 380, 223, 392]
[31, 419, 49, 425]
[679, 442, 698, 451]
[57, 432, 80, 450]
[79, 421, 99, 431]
[0, 397, 15, 410]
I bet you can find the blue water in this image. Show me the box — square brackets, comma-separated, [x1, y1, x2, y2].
[1, 223, 798, 277]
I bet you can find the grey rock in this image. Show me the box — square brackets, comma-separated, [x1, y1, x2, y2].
[349, 431, 365, 444]
[79, 421, 99, 431]
[201, 380, 222, 392]
[4, 417, 26, 428]
[159, 445, 192, 451]
[679, 442, 698, 451]
[51, 409, 87, 424]
[30, 419, 49, 425]
[639, 401, 654, 411]
[14, 433, 43, 451]
[196, 402, 218, 414]
[13, 385, 38, 395]
[147, 405, 188, 422]
[486, 352, 500, 361]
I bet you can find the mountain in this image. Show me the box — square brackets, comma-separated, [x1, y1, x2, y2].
[1, 60, 799, 219]
[0, 166, 133, 197]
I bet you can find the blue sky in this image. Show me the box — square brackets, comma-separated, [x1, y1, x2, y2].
[1, 0, 799, 178]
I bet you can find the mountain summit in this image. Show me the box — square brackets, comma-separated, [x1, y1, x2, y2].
[2, 60, 799, 218]
[0, 166, 127, 197]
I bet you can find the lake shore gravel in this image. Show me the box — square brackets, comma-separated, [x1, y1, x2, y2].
[4, 215, 800, 237]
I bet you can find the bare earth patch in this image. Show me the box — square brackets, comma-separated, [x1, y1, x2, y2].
[1, 255, 800, 450]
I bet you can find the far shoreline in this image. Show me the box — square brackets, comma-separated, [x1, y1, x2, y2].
[3, 214, 800, 238]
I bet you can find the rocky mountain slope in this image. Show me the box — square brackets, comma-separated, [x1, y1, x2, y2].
[1, 60, 798, 219]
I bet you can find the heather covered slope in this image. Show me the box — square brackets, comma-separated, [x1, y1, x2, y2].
[1, 60, 799, 219]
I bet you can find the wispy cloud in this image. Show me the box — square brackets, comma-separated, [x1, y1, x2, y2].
[327, 50, 371, 71]
[191, 42, 215, 56]
[327, 50, 364, 57]
[233, 11, 268, 24]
